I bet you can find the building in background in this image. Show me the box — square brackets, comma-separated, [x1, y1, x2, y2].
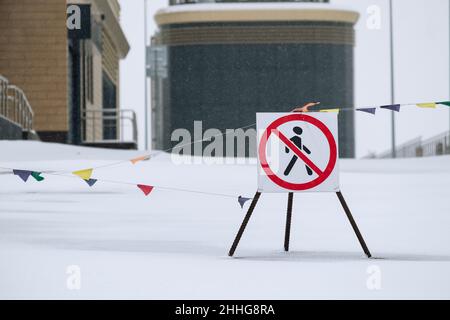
[0, 0, 136, 149]
[149, 0, 358, 158]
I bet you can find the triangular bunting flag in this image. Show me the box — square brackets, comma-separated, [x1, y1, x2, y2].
[13, 169, 33, 182]
[380, 104, 401, 112]
[137, 184, 154, 196]
[416, 103, 436, 108]
[319, 108, 340, 113]
[31, 172, 44, 182]
[84, 179, 97, 187]
[130, 155, 150, 164]
[356, 107, 376, 115]
[238, 196, 252, 209]
[437, 101, 450, 107]
[72, 168, 93, 180]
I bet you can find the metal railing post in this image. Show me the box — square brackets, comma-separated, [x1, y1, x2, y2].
[80, 108, 138, 147]
[1, 80, 34, 131]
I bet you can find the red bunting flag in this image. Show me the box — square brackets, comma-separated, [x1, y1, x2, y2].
[137, 184, 154, 196]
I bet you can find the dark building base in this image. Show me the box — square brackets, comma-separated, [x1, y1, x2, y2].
[37, 131, 68, 143]
[22, 130, 41, 141]
[0, 115, 23, 140]
[82, 142, 138, 150]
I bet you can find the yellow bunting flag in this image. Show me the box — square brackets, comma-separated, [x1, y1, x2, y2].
[416, 103, 436, 108]
[72, 168, 93, 180]
[320, 108, 340, 113]
[130, 155, 150, 165]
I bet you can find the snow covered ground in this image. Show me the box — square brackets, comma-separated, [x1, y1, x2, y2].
[1, 140, 450, 299]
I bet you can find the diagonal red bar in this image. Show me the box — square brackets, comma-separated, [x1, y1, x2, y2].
[272, 129, 324, 176]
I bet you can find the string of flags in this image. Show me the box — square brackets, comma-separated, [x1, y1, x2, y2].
[13, 169, 45, 182]
[3, 100, 450, 209]
[39, 100, 450, 176]
[5, 166, 244, 206]
[70, 168, 153, 196]
[317, 101, 450, 114]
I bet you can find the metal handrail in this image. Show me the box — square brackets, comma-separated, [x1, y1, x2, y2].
[6, 85, 34, 131]
[375, 131, 450, 158]
[81, 108, 137, 144]
[0, 75, 9, 120]
[420, 131, 450, 157]
[377, 136, 422, 159]
[0, 75, 34, 131]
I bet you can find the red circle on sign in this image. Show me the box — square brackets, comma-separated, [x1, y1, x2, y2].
[259, 113, 337, 191]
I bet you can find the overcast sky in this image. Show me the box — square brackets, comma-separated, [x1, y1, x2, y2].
[119, 0, 450, 157]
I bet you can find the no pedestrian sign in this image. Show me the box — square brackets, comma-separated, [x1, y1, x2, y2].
[257, 113, 340, 193]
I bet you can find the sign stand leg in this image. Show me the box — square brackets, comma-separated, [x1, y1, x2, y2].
[336, 191, 372, 258]
[284, 192, 293, 252]
[228, 191, 261, 257]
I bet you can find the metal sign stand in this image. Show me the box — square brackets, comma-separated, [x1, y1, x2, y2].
[228, 191, 372, 258]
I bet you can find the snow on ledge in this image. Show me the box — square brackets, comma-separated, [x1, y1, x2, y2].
[155, 2, 359, 25]
[157, 2, 355, 14]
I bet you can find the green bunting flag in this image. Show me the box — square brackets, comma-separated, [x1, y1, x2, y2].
[31, 172, 44, 182]
[437, 101, 450, 107]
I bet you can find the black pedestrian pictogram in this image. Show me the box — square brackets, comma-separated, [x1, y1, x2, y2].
[283, 127, 313, 176]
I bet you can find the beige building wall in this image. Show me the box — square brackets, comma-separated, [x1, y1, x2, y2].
[0, 0, 128, 143]
[0, 0, 68, 134]
[102, 29, 120, 140]
[81, 0, 103, 142]
[75, 0, 126, 143]
[84, 42, 104, 142]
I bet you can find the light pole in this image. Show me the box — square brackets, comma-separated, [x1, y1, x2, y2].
[144, 0, 149, 151]
[389, 0, 396, 158]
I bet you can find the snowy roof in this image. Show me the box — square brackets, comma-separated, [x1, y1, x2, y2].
[159, 3, 355, 13]
[155, 3, 359, 25]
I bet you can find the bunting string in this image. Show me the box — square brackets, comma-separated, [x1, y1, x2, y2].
[1, 166, 240, 201]
[53, 100, 450, 175]
[2, 100, 449, 210]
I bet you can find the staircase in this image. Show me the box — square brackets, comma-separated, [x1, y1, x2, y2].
[0, 75, 37, 140]
[369, 131, 450, 159]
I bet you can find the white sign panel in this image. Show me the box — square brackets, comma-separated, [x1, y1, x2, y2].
[257, 112, 340, 193]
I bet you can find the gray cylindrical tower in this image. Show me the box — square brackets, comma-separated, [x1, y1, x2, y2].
[151, 1, 358, 158]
